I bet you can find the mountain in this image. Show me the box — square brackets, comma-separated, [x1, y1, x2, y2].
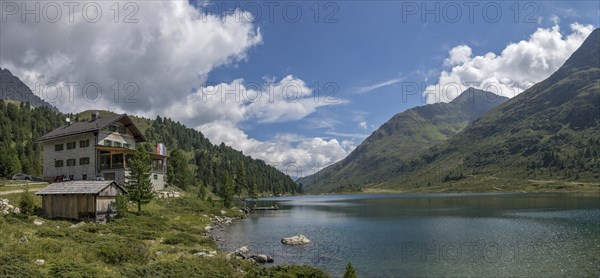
[0, 67, 57, 110]
[374, 28, 600, 192]
[298, 88, 508, 193]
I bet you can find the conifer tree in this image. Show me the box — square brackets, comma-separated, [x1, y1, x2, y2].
[125, 147, 154, 212]
[343, 262, 358, 278]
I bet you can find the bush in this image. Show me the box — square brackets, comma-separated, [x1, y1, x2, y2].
[114, 195, 129, 217]
[95, 238, 149, 265]
[49, 262, 99, 278]
[37, 229, 69, 239]
[121, 257, 236, 278]
[39, 240, 64, 253]
[19, 190, 37, 215]
[197, 183, 207, 200]
[0, 254, 43, 278]
[105, 213, 168, 240]
[343, 262, 358, 278]
[247, 265, 330, 278]
[4, 212, 29, 223]
[163, 232, 213, 247]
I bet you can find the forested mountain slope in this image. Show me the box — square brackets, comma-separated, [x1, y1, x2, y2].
[0, 90, 299, 195]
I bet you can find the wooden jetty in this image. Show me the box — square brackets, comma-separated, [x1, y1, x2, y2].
[252, 205, 279, 211]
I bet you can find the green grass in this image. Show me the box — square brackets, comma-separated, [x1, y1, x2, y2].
[0, 191, 330, 278]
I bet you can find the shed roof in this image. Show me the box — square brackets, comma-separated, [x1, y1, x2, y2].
[37, 113, 145, 142]
[35, 181, 126, 195]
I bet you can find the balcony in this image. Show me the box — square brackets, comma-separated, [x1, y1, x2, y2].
[96, 145, 167, 173]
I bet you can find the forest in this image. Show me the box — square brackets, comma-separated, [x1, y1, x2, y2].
[0, 100, 302, 197]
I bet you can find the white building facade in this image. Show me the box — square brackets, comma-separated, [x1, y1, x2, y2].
[38, 112, 167, 190]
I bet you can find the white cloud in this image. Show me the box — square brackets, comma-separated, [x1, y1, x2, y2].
[444, 45, 472, 66]
[198, 121, 356, 177]
[0, 1, 261, 114]
[0, 1, 350, 175]
[424, 23, 594, 103]
[160, 75, 344, 127]
[356, 78, 402, 94]
[178, 76, 352, 176]
[358, 121, 368, 129]
[325, 131, 369, 139]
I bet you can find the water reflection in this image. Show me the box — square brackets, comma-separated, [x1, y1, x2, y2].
[217, 193, 600, 277]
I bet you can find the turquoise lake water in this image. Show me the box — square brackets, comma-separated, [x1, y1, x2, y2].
[213, 193, 600, 277]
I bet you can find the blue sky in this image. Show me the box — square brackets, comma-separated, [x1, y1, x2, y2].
[203, 1, 600, 142]
[1, 1, 598, 176]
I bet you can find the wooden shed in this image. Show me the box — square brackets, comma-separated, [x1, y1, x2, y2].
[35, 181, 126, 221]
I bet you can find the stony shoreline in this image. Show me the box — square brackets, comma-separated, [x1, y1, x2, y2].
[206, 207, 316, 268]
[204, 209, 278, 264]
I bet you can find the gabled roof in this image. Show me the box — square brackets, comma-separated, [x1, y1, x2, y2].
[35, 181, 126, 195]
[37, 114, 145, 142]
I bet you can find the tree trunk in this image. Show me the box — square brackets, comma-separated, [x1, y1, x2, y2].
[137, 201, 141, 212]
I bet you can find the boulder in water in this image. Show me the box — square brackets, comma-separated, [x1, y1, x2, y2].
[281, 234, 311, 246]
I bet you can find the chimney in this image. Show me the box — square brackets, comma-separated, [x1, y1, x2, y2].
[91, 112, 99, 121]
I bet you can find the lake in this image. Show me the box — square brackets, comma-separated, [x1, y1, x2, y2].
[214, 193, 600, 277]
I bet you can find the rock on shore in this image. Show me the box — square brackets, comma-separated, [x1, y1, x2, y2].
[232, 246, 273, 264]
[281, 234, 311, 246]
[0, 198, 21, 214]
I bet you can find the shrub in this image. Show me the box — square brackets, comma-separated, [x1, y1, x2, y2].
[0, 254, 43, 278]
[49, 262, 98, 278]
[4, 212, 29, 223]
[121, 257, 236, 278]
[40, 240, 63, 253]
[247, 265, 330, 278]
[343, 262, 358, 278]
[114, 195, 129, 217]
[197, 183, 207, 200]
[19, 190, 37, 215]
[37, 229, 69, 239]
[163, 232, 213, 247]
[105, 214, 168, 240]
[95, 238, 149, 265]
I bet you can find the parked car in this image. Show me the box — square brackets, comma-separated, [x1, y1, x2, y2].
[11, 174, 32, 181]
[29, 176, 44, 182]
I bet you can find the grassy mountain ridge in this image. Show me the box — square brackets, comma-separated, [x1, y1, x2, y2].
[298, 88, 508, 193]
[301, 28, 600, 194]
[374, 28, 600, 192]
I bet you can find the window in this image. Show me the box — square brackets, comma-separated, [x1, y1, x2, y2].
[154, 174, 158, 180]
[112, 154, 124, 168]
[55, 160, 63, 167]
[114, 142, 122, 147]
[66, 142, 76, 150]
[100, 155, 110, 169]
[109, 124, 127, 134]
[124, 143, 131, 149]
[104, 140, 112, 146]
[79, 157, 90, 165]
[66, 159, 76, 166]
[82, 174, 87, 180]
[55, 144, 64, 151]
[79, 139, 90, 148]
